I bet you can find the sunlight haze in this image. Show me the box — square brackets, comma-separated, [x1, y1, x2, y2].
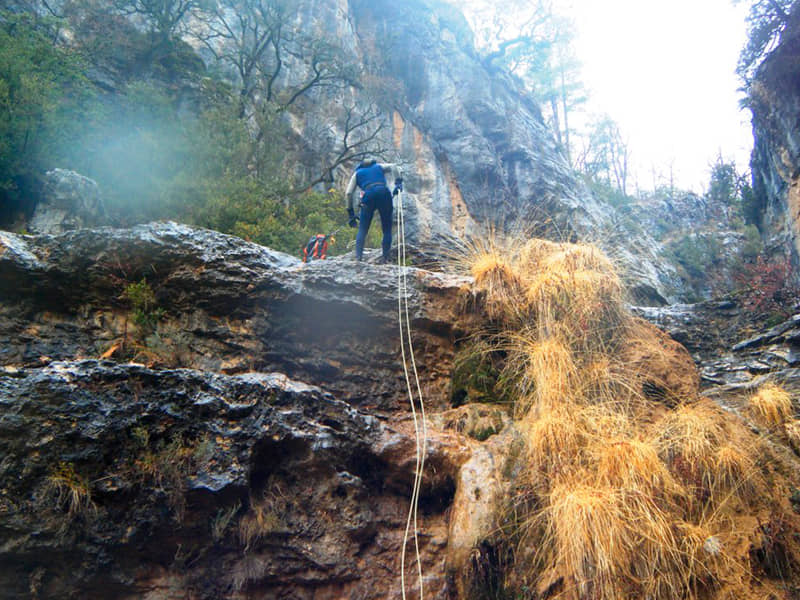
[564, 0, 751, 191]
[458, 0, 753, 192]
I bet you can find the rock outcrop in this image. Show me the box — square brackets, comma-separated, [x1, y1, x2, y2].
[0, 360, 471, 599]
[28, 169, 105, 235]
[634, 299, 800, 396]
[0, 222, 471, 412]
[749, 3, 800, 272]
[0, 222, 488, 598]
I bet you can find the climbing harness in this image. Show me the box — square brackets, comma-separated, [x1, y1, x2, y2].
[396, 187, 428, 600]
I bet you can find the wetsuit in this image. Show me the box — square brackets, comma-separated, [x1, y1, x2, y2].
[345, 161, 402, 262]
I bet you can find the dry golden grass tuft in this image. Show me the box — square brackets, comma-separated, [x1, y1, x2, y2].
[653, 401, 767, 517]
[454, 232, 799, 599]
[471, 253, 522, 322]
[675, 520, 746, 596]
[542, 481, 681, 600]
[453, 234, 524, 324]
[507, 331, 578, 416]
[712, 444, 760, 503]
[749, 383, 793, 430]
[654, 402, 726, 482]
[43, 461, 96, 519]
[239, 497, 281, 551]
[523, 252, 627, 351]
[590, 437, 680, 498]
[578, 402, 635, 439]
[578, 357, 622, 403]
[522, 404, 587, 484]
[516, 238, 563, 275]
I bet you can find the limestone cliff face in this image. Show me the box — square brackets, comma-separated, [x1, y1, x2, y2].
[281, 0, 680, 302]
[749, 4, 800, 272]
[291, 0, 591, 236]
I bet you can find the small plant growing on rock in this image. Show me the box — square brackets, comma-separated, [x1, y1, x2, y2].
[450, 340, 510, 407]
[238, 502, 280, 551]
[123, 278, 164, 334]
[212, 502, 242, 542]
[130, 427, 199, 522]
[41, 461, 96, 523]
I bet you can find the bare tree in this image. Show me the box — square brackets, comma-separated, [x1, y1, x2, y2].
[195, 0, 352, 115]
[114, 0, 203, 46]
[303, 104, 389, 190]
[576, 115, 629, 196]
[468, 0, 585, 164]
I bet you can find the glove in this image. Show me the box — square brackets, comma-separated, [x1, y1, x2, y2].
[347, 208, 358, 228]
[393, 177, 403, 196]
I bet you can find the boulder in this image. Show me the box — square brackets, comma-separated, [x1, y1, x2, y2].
[0, 222, 474, 412]
[28, 169, 105, 235]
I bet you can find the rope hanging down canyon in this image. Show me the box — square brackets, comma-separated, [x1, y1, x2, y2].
[397, 189, 428, 600]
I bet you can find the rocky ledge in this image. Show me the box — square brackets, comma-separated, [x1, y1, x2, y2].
[0, 222, 475, 412]
[0, 359, 471, 599]
[0, 223, 506, 599]
[634, 300, 800, 406]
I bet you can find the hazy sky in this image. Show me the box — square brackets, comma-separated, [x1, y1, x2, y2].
[456, 0, 753, 192]
[562, 0, 752, 192]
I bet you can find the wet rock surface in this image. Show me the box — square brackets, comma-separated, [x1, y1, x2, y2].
[0, 223, 481, 599]
[634, 299, 800, 397]
[0, 222, 473, 412]
[0, 360, 466, 599]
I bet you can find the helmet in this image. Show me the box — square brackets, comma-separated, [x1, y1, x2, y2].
[357, 158, 376, 169]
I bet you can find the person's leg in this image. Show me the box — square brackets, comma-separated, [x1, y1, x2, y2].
[355, 196, 375, 261]
[376, 189, 393, 262]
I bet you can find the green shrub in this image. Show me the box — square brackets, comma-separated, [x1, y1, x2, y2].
[450, 341, 512, 407]
[0, 11, 95, 218]
[123, 278, 163, 333]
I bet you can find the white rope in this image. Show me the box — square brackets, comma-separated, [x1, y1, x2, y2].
[397, 189, 427, 600]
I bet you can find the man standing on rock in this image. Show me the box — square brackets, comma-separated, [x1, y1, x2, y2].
[345, 159, 403, 263]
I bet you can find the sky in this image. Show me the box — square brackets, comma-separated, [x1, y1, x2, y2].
[457, 0, 754, 192]
[562, 0, 752, 192]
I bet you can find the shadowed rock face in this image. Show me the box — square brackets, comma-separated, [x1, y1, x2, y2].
[0, 360, 469, 599]
[749, 4, 800, 272]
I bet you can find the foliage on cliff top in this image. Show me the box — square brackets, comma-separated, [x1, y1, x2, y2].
[0, 3, 385, 257]
[737, 0, 796, 85]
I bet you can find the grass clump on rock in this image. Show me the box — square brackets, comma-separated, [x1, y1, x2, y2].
[448, 232, 800, 600]
[749, 382, 793, 430]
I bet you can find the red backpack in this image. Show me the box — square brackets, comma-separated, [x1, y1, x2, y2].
[302, 234, 329, 262]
